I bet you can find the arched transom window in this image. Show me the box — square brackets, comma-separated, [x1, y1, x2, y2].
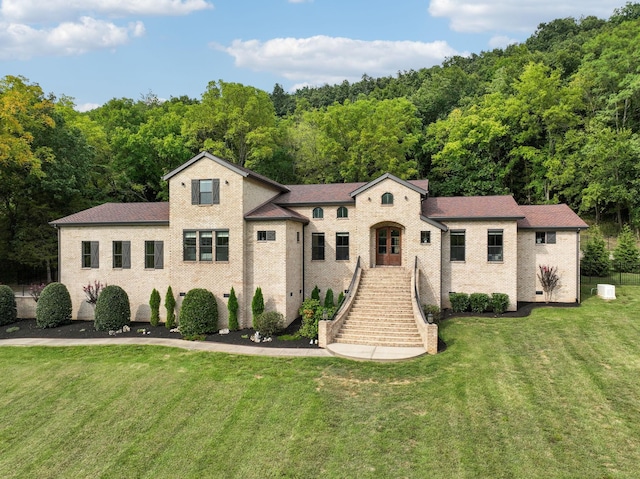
[312, 207, 324, 219]
[337, 206, 348, 218]
[381, 192, 394, 205]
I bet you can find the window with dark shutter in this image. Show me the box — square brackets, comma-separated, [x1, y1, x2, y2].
[122, 241, 131, 269]
[154, 241, 164, 269]
[191, 179, 199, 205]
[212, 179, 220, 204]
[90, 241, 99, 268]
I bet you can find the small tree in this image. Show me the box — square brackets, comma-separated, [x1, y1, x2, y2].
[0, 285, 17, 326]
[581, 228, 611, 277]
[179, 288, 218, 338]
[299, 298, 322, 340]
[83, 280, 105, 306]
[165, 286, 176, 329]
[613, 225, 640, 272]
[149, 288, 161, 327]
[94, 285, 131, 331]
[538, 265, 560, 303]
[36, 283, 72, 328]
[29, 282, 47, 302]
[337, 291, 345, 307]
[324, 288, 334, 309]
[251, 286, 264, 329]
[227, 286, 239, 331]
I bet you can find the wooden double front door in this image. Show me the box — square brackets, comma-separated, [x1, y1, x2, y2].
[376, 227, 402, 266]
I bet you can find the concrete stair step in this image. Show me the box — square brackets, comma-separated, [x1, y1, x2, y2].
[334, 336, 424, 347]
[340, 327, 420, 336]
[345, 315, 415, 323]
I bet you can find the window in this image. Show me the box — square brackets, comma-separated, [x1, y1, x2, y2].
[145, 241, 164, 269]
[536, 231, 556, 244]
[112, 241, 131, 269]
[450, 231, 465, 261]
[336, 232, 349, 261]
[200, 231, 213, 261]
[183, 231, 197, 261]
[312, 233, 325, 260]
[191, 179, 220, 205]
[381, 192, 394, 205]
[488, 230, 503, 262]
[216, 230, 229, 261]
[257, 230, 276, 241]
[82, 241, 99, 268]
[337, 206, 348, 218]
[421, 231, 431, 244]
[312, 207, 324, 219]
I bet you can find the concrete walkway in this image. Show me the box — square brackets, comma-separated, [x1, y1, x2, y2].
[0, 337, 427, 361]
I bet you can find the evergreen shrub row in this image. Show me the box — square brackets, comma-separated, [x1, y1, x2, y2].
[449, 292, 510, 314]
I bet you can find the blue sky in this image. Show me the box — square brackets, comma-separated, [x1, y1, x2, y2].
[0, 0, 629, 111]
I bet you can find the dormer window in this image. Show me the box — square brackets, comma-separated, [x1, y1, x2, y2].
[337, 206, 348, 218]
[381, 192, 394, 205]
[312, 207, 324, 219]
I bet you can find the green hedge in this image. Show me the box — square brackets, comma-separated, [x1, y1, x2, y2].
[179, 288, 218, 337]
[254, 311, 284, 337]
[0, 285, 17, 326]
[491, 293, 510, 314]
[36, 283, 72, 328]
[449, 293, 470, 313]
[470, 293, 490, 313]
[95, 285, 131, 331]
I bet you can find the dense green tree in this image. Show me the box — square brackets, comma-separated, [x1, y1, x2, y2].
[613, 225, 640, 272]
[581, 227, 611, 277]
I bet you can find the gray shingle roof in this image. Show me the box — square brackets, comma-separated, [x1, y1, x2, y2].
[423, 196, 524, 220]
[245, 202, 309, 224]
[517, 204, 588, 230]
[50, 203, 169, 226]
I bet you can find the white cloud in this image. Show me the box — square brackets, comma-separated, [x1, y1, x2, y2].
[76, 102, 102, 112]
[215, 35, 458, 88]
[428, 0, 624, 34]
[0, 0, 211, 59]
[488, 35, 518, 49]
[0, 17, 144, 60]
[1, 0, 212, 23]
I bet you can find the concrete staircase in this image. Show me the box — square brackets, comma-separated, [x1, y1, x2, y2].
[333, 267, 423, 347]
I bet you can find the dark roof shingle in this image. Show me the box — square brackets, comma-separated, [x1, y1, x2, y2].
[51, 203, 169, 226]
[518, 204, 588, 229]
[245, 202, 309, 224]
[423, 196, 524, 220]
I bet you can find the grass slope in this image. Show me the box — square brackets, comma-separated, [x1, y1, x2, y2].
[1, 288, 639, 478]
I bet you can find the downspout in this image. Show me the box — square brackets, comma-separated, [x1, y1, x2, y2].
[577, 229, 581, 304]
[302, 223, 306, 299]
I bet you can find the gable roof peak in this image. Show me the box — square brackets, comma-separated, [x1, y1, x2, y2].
[349, 173, 428, 198]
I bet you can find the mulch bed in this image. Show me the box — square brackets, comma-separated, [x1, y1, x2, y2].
[443, 301, 579, 319]
[0, 316, 318, 349]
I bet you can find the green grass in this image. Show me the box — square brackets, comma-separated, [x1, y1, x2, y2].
[2, 288, 640, 478]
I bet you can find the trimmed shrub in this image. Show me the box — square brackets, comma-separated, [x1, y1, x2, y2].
[324, 288, 334, 308]
[449, 293, 470, 313]
[299, 298, 322, 339]
[36, 283, 72, 328]
[422, 304, 441, 323]
[254, 311, 284, 337]
[227, 286, 239, 331]
[179, 288, 218, 337]
[311, 285, 320, 301]
[0, 285, 17, 326]
[469, 293, 490, 313]
[149, 288, 161, 327]
[95, 285, 131, 331]
[251, 287, 264, 328]
[337, 291, 345, 308]
[491, 293, 510, 314]
[165, 286, 176, 329]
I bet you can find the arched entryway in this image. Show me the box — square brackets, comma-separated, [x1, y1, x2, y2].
[376, 226, 402, 266]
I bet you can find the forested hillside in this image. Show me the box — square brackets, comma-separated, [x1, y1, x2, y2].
[2, 3, 640, 282]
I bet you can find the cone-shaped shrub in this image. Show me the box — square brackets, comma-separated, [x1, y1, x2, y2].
[179, 288, 218, 337]
[0, 285, 17, 326]
[311, 285, 320, 301]
[324, 288, 334, 308]
[149, 288, 161, 326]
[165, 286, 176, 329]
[251, 286, 264, 328]
[227, 286, 239, 330]
[36, 283, 72, 328]
[94, 285, 131, 331]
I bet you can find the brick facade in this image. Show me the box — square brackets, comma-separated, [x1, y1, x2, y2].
[52, 152, 587, 326]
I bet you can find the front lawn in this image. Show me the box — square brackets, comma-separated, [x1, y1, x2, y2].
[1, 288, 639, 478]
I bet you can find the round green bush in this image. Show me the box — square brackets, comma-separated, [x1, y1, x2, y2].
[179, 288, 218, 337]
[36, 283, 72, 328]
[254, 311, 284, 337]
[0, 285, 17, 326]
[94, 285, 131, 331]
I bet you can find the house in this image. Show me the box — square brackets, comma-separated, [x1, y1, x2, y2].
[51, 151, 588, 336]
